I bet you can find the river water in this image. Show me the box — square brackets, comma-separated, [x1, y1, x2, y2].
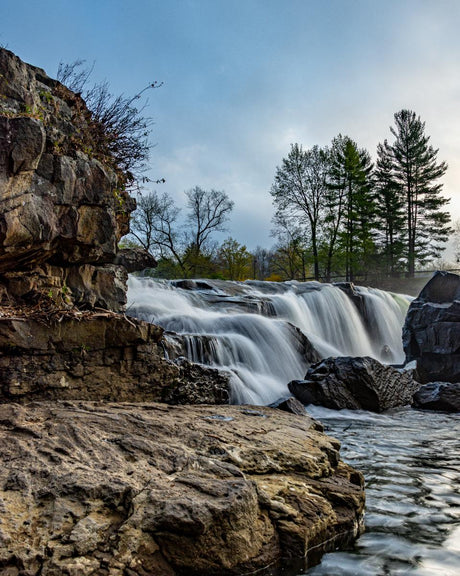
[302, 406, 460, 576]
[126, 277, 460, 575]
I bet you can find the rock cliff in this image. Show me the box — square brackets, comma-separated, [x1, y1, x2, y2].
[0, 47, 154, 310]
[0, 49, 365, 574]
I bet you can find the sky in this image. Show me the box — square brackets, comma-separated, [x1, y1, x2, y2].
[2, 0, 460, 251]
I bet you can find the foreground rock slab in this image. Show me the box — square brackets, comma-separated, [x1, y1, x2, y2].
[289, 356, 419, 412]
[0, 401, 364, 575]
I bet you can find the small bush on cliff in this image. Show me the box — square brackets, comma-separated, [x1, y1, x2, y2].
[57, 60, 162, 190]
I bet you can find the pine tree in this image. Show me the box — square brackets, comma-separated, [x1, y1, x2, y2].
[386, 110, 450, 276]
[374, 139, 406, 275]
[328, 135, 375, 282]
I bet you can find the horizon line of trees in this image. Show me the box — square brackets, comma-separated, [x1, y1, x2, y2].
[271, 109, 451, 281]
[127, 109, 456, 282]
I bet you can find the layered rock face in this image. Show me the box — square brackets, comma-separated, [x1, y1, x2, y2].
[288, 356, 419, 412]
[0, 48, 155, 310]
[0, 401, 364, 576]
[0, 313, 230, 405]
[403, 271, 460, 384]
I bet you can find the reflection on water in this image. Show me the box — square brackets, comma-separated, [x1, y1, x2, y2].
[303, 407, 460, 576]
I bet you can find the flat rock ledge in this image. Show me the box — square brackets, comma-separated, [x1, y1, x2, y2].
[0, 401, 364, 576]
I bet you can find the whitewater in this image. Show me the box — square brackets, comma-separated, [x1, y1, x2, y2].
[127, 277, 410, 405]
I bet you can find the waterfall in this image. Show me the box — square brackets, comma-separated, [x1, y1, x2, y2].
[127, 277, 411, 405]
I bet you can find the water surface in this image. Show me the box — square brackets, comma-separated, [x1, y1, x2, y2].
[302, 407, 460, 576]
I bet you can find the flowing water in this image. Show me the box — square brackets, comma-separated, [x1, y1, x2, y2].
[301, 407, 460, 576]
[127, 277, 410, 404]
[126, 277, 460, 575]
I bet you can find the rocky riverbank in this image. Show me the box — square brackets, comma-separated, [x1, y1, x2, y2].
[0, 401, 364, 575]
[0, 48, 366, 574]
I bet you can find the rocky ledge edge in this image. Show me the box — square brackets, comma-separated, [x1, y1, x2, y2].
[0, 401, 364, 576]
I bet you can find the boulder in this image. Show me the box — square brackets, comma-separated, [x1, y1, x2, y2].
[269, 395, 311, 418]
[115, 247, 157, 273]
[289, 356, 419, 412]
[0, 401, 365, 575]
[413, 382, 460, 413]
[403, 271, 460, 383]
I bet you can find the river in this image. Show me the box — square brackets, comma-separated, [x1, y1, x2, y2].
[126, 277, 460, 575]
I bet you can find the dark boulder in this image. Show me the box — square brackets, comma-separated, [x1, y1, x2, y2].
[413, 382, 460, 413]
[289, 356, 420, 412]
[269, 396, 309, 417]
[403, 271, 460, 383]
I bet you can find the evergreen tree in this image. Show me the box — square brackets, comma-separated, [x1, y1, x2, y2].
[374, 140, 406, 275]
[328, 135, 375, 281]
[386, 110, 450, 276]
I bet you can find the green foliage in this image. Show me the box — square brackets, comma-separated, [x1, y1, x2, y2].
[382, 109, 450, 276]
[217, 238, 251, 280]
[269, 110, 450, 282]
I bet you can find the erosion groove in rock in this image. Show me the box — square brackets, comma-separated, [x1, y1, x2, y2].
[0, 401, 365, 575]
[288, 356, 419, 412]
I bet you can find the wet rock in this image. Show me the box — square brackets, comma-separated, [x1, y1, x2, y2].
[289, 356, 420, 412]
[403, 271, 460, 383]
[0, 401, 365, 575]
[413, 382, 460, 413]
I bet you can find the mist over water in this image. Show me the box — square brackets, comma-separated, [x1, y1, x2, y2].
[127, 277, 410, 404]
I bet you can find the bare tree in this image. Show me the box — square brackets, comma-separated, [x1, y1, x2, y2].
[185, 187, 234, 276]
[270, 144, 330, 280]
[130, 192, 188, 275]
[57, 60, 162, 189]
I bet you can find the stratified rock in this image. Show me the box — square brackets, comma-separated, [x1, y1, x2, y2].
[0, 313, 230, 405]
[413, 382, 460, 413]
[289, 356, 419, 412]
[403, 271, 460, 383]
[0, 48, 141, 311]
[0, 401, 365, 575]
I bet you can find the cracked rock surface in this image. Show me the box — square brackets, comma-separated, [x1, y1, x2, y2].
[0, 401, 364, 575]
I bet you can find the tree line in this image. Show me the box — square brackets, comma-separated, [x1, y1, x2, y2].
[129, 109, 453, 281]
[271, 109, 451, 281]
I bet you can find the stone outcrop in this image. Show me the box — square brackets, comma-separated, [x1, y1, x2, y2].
[0, 401, 364, 576]
[403, 271, 460, 384]
[0, 312, 230, 405]
[413, 382, 460, 413]
[289, 356, 419, 412]
[0, 48, 152, 311]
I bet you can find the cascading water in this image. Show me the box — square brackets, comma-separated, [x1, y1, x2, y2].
[127, 277, 411, 404]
